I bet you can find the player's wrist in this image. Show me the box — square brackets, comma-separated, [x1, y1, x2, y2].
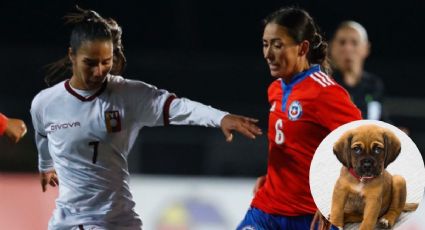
[39, 160, 55, 173]
[39, 167, 55, 173]
[218, 112, 230, 127]
[0, 113, 8, 136]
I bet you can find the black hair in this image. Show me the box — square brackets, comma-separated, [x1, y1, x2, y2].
[45, 6, 127, 86]
[263, 7, 331, 74]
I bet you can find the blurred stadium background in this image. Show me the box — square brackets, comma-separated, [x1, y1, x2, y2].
[1, 0, 424, 229]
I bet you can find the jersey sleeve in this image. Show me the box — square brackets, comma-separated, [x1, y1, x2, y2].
[125, 79, 228, 127]
[30, 96, 54, 172]
[0, 113, 8, 135]
[315, 85, 362, 131]
[124, 79, 175, 127]
[168, 98, 229, 127]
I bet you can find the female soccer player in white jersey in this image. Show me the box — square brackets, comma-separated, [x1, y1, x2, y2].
[30, 7, 262, 230]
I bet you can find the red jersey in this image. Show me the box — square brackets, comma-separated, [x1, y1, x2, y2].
[0, 113, 8, 135]
[251, 65, 362, 216]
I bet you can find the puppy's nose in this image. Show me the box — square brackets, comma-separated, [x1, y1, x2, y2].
[361, 158, 374, 171]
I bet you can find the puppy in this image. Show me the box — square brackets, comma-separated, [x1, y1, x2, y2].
[329, 124, 418, 230]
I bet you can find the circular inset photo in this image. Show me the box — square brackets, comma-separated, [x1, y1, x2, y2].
[310, 120, 425, 229]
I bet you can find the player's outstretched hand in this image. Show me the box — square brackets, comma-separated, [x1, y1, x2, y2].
[40, 170, 59, 192]
[220, 114, 262, 142]
[253, 175, 266, 195]
[5, 118, 27, 143]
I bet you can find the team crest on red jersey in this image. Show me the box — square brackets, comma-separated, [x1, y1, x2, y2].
[288, 101, 302, 121]
[105, 111, 121, 133]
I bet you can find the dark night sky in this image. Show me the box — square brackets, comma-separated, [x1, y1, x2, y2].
[2, 0, 425, 95]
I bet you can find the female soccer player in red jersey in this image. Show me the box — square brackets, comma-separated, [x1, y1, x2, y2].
[237, 7, 362, 230]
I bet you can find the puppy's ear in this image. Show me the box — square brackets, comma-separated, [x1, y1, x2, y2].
[333, 131, 353, 168]
[383, 129, 401, 168]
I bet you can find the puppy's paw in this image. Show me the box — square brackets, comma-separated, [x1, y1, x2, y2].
[378, 217, 390, 228]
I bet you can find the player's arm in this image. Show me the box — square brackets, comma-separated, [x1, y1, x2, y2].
[252, 175, 266, 195]
[35, 132, 58, 192]
[167, 97, 262, 141]
[128, 80, 262, 141]
[30, 99, 57, 192]
[0, 113, 27, 143]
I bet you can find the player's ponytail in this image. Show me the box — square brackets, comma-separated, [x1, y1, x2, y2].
[44, 6, 126, 86]
[263, 7, 331, 75]
[308, 33, 331, 75]
[106, 18, 127, 76]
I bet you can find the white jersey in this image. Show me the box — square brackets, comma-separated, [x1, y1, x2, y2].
[30, 75, 228, 230]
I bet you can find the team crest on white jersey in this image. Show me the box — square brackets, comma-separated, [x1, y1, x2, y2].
[288, 100, 302, 121]
[105, 111, 121, 133]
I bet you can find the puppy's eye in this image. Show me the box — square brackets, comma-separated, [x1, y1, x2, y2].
[352, 146, 362, 154]
[373, 147, 383, 154]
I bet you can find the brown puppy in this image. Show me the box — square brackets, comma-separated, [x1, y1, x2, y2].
[329, 124, 417, 230]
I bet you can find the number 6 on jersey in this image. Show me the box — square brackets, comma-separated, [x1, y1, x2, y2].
[275, 119, 284, 145]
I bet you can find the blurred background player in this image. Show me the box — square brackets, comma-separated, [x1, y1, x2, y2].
[0, 113, 27, 143]
[330, 21, 384, 120]
[237, 7, 361, 230]
[31, 7, 262, 230]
